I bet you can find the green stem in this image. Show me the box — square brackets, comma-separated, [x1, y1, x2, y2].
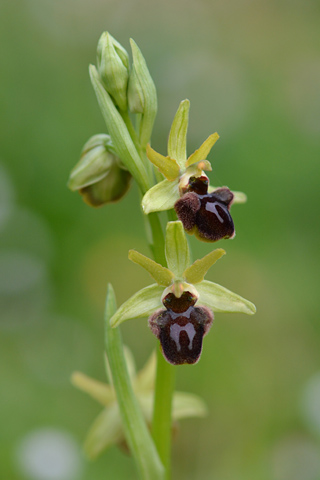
[105, 284, 165, 480]
[145, 211, 176, 479]
[152, 349, 175, 479]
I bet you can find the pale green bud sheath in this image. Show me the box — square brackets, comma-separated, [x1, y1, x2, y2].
[97, 32, 129, 111]
[128, 63, 144, 114]
[129, 39, 157, 149]
[89, 65, 152, 193]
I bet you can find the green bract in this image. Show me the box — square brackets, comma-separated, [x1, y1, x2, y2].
[142, 100, 247, 214]
[110, 221, 256, 327]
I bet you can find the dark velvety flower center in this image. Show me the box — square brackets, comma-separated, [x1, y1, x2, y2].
[148, 291, 213, 365]
[174, 176, 235, 242]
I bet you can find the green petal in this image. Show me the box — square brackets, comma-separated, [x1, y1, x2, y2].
[89, 65, 150, 193]
[196, 280, 256, 314]
[183, 248, 226, 284]
[110, 284, 164, 327]
[129, 250, 174, 286]
[134, 351, 156, 392]
[84, 405, 123, 459]
[172, 392, 208, 420]
[141, 178, 180, 214]
[71, 371, 115, 406]
[146, 144, 180, 181]
[209, 186, 247, 204]
[186, 132, 219, 167]
[165, 221, 190, 279]
[167, 99, 190, 169]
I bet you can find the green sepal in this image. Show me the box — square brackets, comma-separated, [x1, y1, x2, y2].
[130, 39, 157, 148]
[209, 186, 247, 204]
[165, 221, 190, 279]
[110, 284, 164, 327]
[128, 249, 174, 286]
[89, 65, 150, 193]
[97, 32, 129, 111]
[167, 100, 190, 169]
[141, 178, 180, 214]
[196, 280, 256, 314]
[146, 144, 180, 181]
[186, 132, 219, 167]
[84, 404, 122, 459]
[183, 248, 226, 284]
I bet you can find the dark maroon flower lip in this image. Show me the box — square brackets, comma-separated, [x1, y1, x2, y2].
[148, 290, 213, 365]
[174, 176, 235, 243]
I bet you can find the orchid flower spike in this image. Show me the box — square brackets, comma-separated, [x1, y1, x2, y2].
[110, 221, 256, 365]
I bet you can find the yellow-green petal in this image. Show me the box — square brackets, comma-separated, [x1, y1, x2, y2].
[197, 280, 256, 314]
[186, 132, 219, 167]
[167, 99, 190, 169]
[183, 248, 226, 284]
[146, 144, 180, 181]
[110, 284, 164, 327]
[165, 221, 190, 279]
[141, 178, 180, 214]
[71, 371, 115, 406]
[129, 250, 174, 286]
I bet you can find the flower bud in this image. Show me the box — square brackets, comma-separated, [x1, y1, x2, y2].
[68, 134, 132, 207]
[97, 32, 129, 111]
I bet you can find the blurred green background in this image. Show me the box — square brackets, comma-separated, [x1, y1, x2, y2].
[1, 0, 320, 479]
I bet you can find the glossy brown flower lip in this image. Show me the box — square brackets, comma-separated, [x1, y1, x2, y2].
[175, 176, 235, 243]
[149, 290, 213, 365]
